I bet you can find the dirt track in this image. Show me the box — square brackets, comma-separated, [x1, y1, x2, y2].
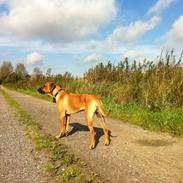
[3, 88, 183, 183]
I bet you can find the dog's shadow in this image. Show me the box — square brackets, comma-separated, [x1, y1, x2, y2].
[68, 122, 111, 147]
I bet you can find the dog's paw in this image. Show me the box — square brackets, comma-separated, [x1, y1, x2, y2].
[56, 131, 66, 139]
[104, 140, 109, 146]
[89, 143, 95, 150]
[55, 134, 61, 139]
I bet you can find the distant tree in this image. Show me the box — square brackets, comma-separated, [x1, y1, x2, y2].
[3, 72, 18, 83]
[31, 67, 43, 80]
[0, 61, 13, 82]
[33, 67, 42, 76]
[46, 68, 52, 77]
[15, 63, 27, 79]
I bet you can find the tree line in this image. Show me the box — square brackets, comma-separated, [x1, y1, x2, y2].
[0, 61, 54, 84]
[0, 62, 27, 84]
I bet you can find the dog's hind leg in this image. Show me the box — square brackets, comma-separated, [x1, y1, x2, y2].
[100, 117, 109, 146]
[96, 111, 109, 146]
[85, 104, 96, 150]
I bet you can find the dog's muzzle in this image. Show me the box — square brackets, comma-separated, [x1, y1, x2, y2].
[37, 87, 45, 94]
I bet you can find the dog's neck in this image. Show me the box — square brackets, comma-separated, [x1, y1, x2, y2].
[52, 87, 62, 103]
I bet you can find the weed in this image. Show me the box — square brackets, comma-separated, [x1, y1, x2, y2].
[56, 165, 82, 183]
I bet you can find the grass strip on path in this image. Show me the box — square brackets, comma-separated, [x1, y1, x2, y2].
[0, 87, 99, 183]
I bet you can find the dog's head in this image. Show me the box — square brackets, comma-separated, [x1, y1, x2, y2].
[37, 82, 60, 95]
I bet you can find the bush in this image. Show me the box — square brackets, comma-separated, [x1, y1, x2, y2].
[3, 72, 19, 83]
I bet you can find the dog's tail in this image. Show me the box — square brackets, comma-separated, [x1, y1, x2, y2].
[97, 100, 105, 117]
[96, 99, 112, 117]
[109, 131, 117, 138]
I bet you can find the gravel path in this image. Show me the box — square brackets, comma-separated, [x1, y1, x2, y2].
[4, 88, 183, 183]
[0, 92, 46, 183]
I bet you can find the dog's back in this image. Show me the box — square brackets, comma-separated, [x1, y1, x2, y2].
[61, 92, 105, 116]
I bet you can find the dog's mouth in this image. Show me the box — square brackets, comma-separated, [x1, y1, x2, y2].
[37, 87, 45, 94]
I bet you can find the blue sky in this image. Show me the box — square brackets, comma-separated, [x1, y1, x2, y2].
[0, 0, 183, 76]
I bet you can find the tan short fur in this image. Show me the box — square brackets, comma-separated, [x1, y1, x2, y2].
[38, 82, 109, 149]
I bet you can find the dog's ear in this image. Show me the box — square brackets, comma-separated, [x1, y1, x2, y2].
[55, 83, 62, 89]
[50, 82, 56, 92]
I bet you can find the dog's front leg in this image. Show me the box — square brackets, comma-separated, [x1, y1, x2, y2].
[65, 114, 70, 136]
[56, 114, 66, 139]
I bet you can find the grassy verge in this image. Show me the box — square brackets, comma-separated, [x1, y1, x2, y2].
[102, 97, 183, 136]
[6, 86, 183, 137]
[0, 87, 99, 183]
[7, 87, 51, 101]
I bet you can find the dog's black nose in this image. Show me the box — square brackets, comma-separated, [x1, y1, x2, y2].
[38, 87, 45, 94]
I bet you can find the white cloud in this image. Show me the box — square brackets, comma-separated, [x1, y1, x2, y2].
[0, 0, 117, 43]
[164, 14, 183, 48]
[123, 50, 145, 59]
[121, 44, 162, 61]
[107, 16, 161, 44]
[148, 0, 176, 14]
[83, 53, 103, 63]
[0, 0, 6, 3]
[87, 40, 100, 49]
[84, 17, 162, 54]
[25, 52, 43, 65]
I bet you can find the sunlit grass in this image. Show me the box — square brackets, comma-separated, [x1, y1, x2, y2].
[103, 97, 183, 136]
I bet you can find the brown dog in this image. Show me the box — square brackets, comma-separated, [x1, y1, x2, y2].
[38, 82, 109, 149]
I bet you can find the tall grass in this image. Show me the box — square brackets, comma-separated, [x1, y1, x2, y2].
[85, 50, 183, 110]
